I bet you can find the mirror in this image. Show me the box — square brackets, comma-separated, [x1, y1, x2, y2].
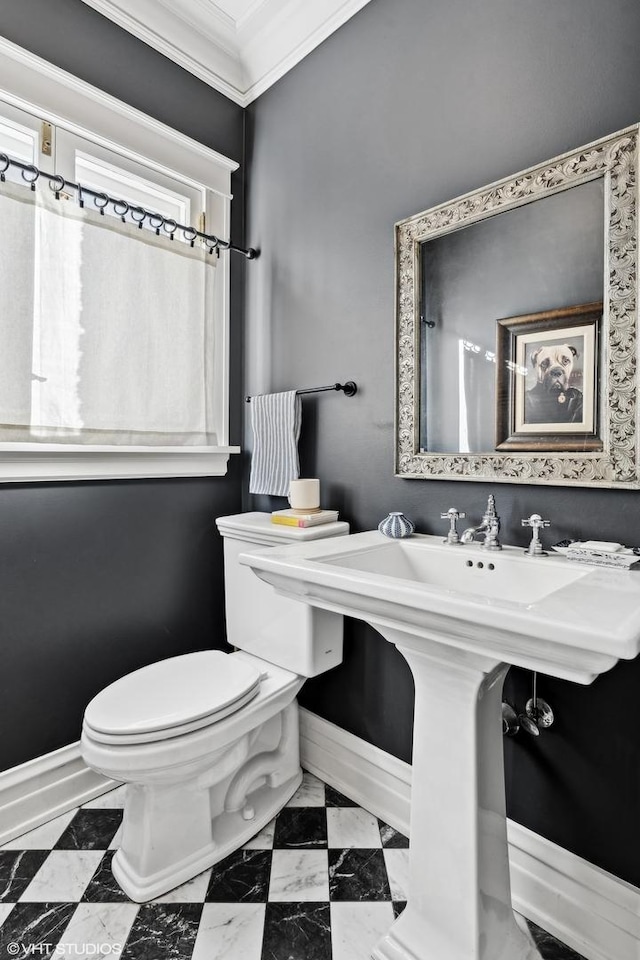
[395, 125, 639, 487]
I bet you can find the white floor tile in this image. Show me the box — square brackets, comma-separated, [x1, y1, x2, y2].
[330, 902, 395, 960]
[1, 810, 77, 850]
[269, 850, 329, 902]
[19, 850, 104, 902]
[383, 849, 410, 901]
[192, 903, 265, 960]
[286, 771, 325, 807]
[152, 868, 212, 903]
[55, 903, 139, 958]
[243, 817, 276, 849]
[82, 785, 127, 809]
[326, 807, 382, 848]
[0, 903, 16, 925]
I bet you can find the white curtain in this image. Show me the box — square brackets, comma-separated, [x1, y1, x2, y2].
[0, 181, 217, 446]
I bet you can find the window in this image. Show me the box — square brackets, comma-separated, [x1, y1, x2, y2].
[0, 38, 239, 481]
[57, 132, 202, 228]
[73, 151, 192, 223]
[0, 113, 39, 166]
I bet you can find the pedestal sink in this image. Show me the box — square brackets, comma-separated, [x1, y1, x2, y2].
[240, 531, 640, 960]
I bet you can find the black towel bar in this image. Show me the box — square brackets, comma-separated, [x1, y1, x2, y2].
[245, 381, 357, 402]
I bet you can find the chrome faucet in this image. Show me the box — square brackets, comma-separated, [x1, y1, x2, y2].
[461, 495, 502, 551]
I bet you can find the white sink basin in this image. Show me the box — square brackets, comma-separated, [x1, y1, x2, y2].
[241, 529, 640, 960]
[322, 537, 587, 604]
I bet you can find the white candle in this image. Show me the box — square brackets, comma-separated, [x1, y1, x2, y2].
[288, 478, 320, 511]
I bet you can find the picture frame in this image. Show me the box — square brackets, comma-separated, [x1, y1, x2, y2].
[495, 302, 602, 452]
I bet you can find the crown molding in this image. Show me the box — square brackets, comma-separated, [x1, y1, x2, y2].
[79, 0, 246, 103]
[79, 0, 374, 106]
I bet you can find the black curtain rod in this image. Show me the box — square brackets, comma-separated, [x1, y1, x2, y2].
[245, 381, 358, 402]
[0, 152, 258, 260]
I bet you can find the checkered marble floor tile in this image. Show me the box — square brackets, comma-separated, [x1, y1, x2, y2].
[0, 773, 585, 960]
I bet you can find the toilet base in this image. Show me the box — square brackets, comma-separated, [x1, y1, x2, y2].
[98, 698, 304, 902]
[112, 768, 302, 902]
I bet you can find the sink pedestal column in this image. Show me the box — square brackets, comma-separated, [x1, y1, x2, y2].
[371, 630, 541, 960]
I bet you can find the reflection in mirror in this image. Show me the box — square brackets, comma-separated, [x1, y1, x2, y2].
[395, 124, 639, 487]
[420, 179, 604, 453]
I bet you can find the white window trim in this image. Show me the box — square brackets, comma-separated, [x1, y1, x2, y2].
[0, 36, 241, 482]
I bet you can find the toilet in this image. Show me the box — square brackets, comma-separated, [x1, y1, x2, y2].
[81, 512, 349, 902]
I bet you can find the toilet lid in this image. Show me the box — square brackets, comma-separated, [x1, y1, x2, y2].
[84, 651, 261, 738]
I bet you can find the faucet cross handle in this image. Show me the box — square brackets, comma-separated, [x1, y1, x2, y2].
[522, 514, 550, 557]
[441, 507, 466, 545]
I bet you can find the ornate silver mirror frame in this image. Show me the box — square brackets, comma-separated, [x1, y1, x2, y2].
[395, 125, 639, 487]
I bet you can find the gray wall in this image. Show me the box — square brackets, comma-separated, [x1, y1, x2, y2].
[245, 0, 640, 886]
[0, 0, 245, 770]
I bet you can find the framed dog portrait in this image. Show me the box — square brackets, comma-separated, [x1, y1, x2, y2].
[495, 302, 602, 451]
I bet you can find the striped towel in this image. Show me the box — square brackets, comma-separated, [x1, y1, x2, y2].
[249, 390, 302, 496]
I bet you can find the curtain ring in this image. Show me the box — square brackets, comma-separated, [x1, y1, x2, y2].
[48, 174, 65, 200]
[163, 218, 177, 240]
[149, 213, 163, 236]
[0, 153, 9, 182]
[77, 182, 85, 209]
[22, 165, 39, 191]
[113, 199, 129, 223]
[183, 226, 197, 248]
[131, 206, 146, 228]
[207, 238, 219, 255]
[94, 192, 109, 215]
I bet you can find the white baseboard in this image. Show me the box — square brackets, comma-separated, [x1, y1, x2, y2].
[0, 743, 116, 845]
[299, 707, 640, 960]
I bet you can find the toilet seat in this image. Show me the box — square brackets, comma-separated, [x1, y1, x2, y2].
[83, 651, 261, 745]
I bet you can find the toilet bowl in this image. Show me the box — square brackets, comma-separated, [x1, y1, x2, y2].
[81, 512, 348, 902]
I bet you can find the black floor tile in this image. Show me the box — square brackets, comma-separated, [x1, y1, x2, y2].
[273, 807, 327, 849]
[325, 786, 358, 807]
[81, 851, 132, 903]
[54, 809, 123, 851]
[205, 849, 271, 903]
[0, 902, 77, 959]
[528, 920, 586, 960]
[262, 902, 331, 960]
[121, 904, 202, 960]
[392, 900, 406, 919]
[0, 850, 50, 902]
[378, 822, 409, 848]
[329, 849, 391, 901]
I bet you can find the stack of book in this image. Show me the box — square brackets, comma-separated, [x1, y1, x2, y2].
[271, 508, 339, 528]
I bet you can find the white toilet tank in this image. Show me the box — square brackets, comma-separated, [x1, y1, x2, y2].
[216, 512, 349, 677]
